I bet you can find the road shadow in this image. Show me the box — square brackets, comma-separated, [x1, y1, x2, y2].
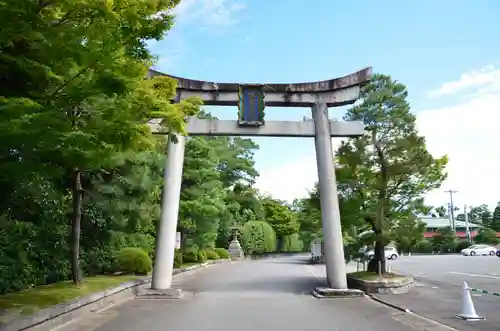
[182, 275, 327, 295]
[262, 259, 312, 265]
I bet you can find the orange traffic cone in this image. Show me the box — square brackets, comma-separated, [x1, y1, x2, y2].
[456, 282, 485, 321]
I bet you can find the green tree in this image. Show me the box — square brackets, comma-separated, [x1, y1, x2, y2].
[490, 204, 500, 231]
[391, 216, 426, 253]
[432, 227, 457, 253]
[434, 206, 447, 217]
[293, 194, 322, 249]
[179, 137, 227, 250]
[474, 227, 498, 245]
[0, 0, 201, 284]
[241, 221, 276, 254]
[470, 205, 492, 224]
[261, 198, 299, 251]
[456, 205, 491, 224]
[336, 74, 448, 272]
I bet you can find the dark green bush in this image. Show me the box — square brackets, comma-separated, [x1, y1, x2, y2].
[214, 248, 230, 259]
[182, 245, 199, 263]
[241, 221, 276, 254]
[197, 250, 207, 263]
[455, 240, 471, 252]
[204, 249, 220, 260]
[116, 247, 152, 275]
[281, 233, 303, 252]
[414, 239, 433, 253]
[174, 249, 183, 268]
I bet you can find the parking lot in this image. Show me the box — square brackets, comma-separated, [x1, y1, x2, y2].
[308, 254, 500, 331]
[380, 255, 500, 331]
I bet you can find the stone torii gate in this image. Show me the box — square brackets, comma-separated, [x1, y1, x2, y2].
[147, 67, 372, 294]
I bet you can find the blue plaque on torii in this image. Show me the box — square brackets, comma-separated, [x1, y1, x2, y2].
[237, 84, 265, 127]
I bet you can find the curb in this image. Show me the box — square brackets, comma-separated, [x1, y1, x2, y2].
[368, 294, 411, 313]
[246, 253, 309, 261]
[312, 287, 366, 299]
[0, 259, 230, 331]
[369, 295, 460, 331]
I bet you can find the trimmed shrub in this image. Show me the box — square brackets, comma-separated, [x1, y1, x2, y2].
[197, 250, 207, 263]
[214, 248, 230, 259]
[281, 233, 303, 252]
[455, 240, 471, 252]
[183, 251, 198, 263]
[414, 239, 433, 253]
[182, 244, 199, 263]
[173, 249, 183, 268]
[241, 221, 276, 254]
[116, 247, 152, 275]
[204, 249, 220, 260]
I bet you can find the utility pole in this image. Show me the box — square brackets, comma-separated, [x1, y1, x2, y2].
[447, 203, 453, 228]
[464, 204, 471, 244]
[445, 190, 458, 233]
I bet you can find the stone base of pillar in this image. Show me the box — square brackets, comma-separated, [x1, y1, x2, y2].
[137, 287, 184, 299]
[228, 239, 244, 260]
[312, 287, 365, 299]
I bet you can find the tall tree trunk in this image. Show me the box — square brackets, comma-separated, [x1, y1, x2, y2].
[70, 168, 83, 285]
[367, 130, 388, 274]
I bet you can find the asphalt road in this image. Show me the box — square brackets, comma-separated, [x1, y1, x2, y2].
[60, 255, 445, 331]
[377, 255, 500, 331]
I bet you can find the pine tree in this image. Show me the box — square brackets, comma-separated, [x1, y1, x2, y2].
[490, 203, 500, 231]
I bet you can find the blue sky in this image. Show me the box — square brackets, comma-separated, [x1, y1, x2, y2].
[149, 0, 500, 212]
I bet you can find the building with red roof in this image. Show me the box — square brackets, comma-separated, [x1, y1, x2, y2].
[421, 216, 500, 239]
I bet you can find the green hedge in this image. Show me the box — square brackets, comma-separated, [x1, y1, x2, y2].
[281, 233, 303, 252]
[204, 248, 220, 260]
[174, 249, 183, 268]
[241, 221, 276, 254]
[214, 248, 230, 259]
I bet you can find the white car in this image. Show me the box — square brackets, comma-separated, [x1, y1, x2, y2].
[461, 244, 497, 256]
[365, 246, 399, 260]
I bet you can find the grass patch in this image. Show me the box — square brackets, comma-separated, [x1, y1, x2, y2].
[0, 275, 141, 316]
[347, 271, 404, 281]
[0, 261, 210, 319]
[179, 262, 202, 268]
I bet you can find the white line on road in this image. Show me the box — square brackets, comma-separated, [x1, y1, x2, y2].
[448, 271, 500, 279]
[304, 265, 321, 280]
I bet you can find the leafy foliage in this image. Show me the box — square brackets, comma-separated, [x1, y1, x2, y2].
[241, 221, 277, 254]
[491, 204, 500, 231]
[214, 248, 231, 259]
[115, 247, 152, 275]
[474, 228, 499, 245]
[335, 74, 447, 271]
[0, 0, 306, 295]
[2, 0, 480, 297]
[432, 227, 458, 253]
[203, 249, 220, 260]
[391, 217, 426, 253]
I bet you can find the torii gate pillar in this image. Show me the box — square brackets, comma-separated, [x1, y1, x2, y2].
[148, 67, 372, 293]
[312, 102, 347, 289]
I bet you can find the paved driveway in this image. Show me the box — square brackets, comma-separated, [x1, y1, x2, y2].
[60, 255, 447, 331]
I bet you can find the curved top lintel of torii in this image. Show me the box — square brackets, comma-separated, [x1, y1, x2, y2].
[148, 67, 373, 94]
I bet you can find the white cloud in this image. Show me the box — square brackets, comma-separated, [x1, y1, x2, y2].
[256, 63, 500, 212]
[418, 93, 500, 211]
[148, 0, 246, 69]
[428, 63, 500, 98]
[254, 139, 345, 202]
[172, 0, 246, 28]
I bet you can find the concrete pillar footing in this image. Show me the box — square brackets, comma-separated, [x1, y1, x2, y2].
[312, 287, 365, 299]
[137, 288, 184, 299]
